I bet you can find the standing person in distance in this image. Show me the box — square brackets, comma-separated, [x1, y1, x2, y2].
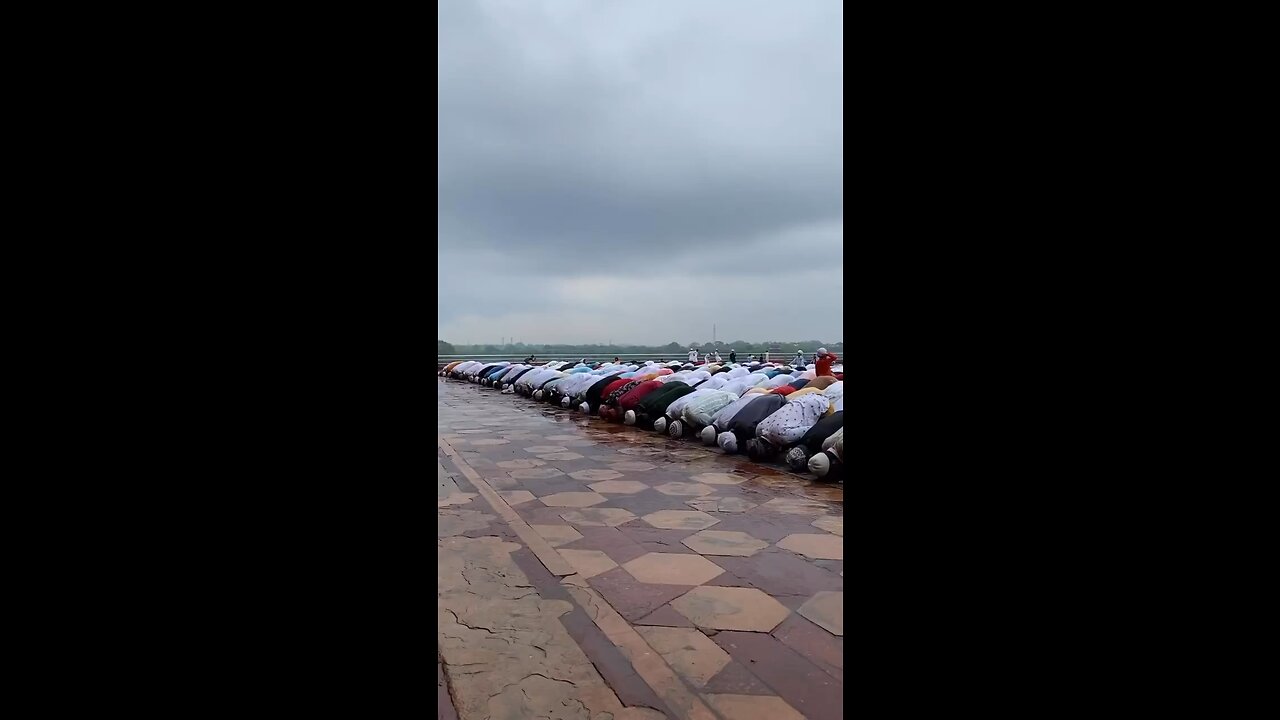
[729, 349, 737, 363]
[815, 347, 838, 376]
[689, 347, 698, 363]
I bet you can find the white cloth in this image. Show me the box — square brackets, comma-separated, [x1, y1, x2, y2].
[720, 377, 761, 396]
[498, 364, 529, 382]
[682, 390, 740, 427]
[821, 427, 843, 453]
[762, 374, 794, 389]
[822, 381, 843, 412]
[700, 375, 729, 390]
[663, 388, 717, 419]
[708, 393, 766, 430]
[755, 395, 831, 446]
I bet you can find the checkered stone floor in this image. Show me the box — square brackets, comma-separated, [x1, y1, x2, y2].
[439, 378, 843, 720]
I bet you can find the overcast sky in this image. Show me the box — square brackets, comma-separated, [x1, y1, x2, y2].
[438, 0, 843, 346]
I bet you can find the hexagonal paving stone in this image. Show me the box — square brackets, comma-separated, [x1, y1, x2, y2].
[689, 472, 748, 485]
[545, 434, 579, 441]
[507, 467, 566, 480]
[609, 461, 656, 472]
[685, 497, 759, 513]
[467, 438, 509, 446]
[538, 451, 585, 461]
[798, 590, 843, 636]
[617, 447, 663, 456]
[587, 480, 650, 494]
[569, 469, 624, 482]
[704, 695, 804, 720]
[758, 497, 831, 515]
[559, 508, 638, 527]
[496, 490, 536, 506]
[558, 549, 618, 579]
[530, 524, 583, 547]
[670, 586, 790, 632]
[634, 626, 730, 687]
[562, 439, 598, 446]
[539, 491, 607, 508]
[811, 516, 844, 536]
[682, 530, 769, 557]
[623, 553, 724, 585]
[654, 482, 716, 497]
[524, 445, 569, 453]
[641, 510, 721, 530]
[454, 429, 489, 434]
[496, 458, 546, 469]
[777, 533, 844, 560]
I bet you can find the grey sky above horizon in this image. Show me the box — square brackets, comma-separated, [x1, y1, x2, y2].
[438, 0, 843, 346]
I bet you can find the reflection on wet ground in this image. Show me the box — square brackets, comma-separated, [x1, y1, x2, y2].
[438, 379, 843, 720]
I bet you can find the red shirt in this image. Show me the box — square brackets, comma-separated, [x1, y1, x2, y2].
[601, 379, 630, 398]
[816, 353, 838, 377]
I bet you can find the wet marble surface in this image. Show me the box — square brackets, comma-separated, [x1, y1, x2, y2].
[438, 377, 843, 719]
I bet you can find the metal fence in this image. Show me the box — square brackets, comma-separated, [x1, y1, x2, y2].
[437, 353, 730, 370]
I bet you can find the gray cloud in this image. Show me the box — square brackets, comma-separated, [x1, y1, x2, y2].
[438, 0, 843, 345]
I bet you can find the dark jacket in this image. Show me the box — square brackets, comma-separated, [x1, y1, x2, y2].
[583, 375, 621, 410]
[636, 383, 696, 423]
[797, 411, 844, 452]
[724, 394, 786, 442]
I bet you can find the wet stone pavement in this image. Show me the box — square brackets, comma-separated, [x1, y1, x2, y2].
[438, 378, 843, 720]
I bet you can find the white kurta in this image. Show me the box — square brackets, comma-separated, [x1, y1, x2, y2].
[754, 395, 832, 447]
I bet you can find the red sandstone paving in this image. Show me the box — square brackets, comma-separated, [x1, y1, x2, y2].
[633, 604, 695, 628]
[514, 504, 580, 525]
[772, 613, 844, 682]
[439, 380, 844, 715]
[702, 569, 757, 588]
[615, 525, 701, 553]
[558, 526, 649, 564]
[714, 630, 843, 720]
[587, 567, 696, 621]
[599, 490, 693, 515]
[812, 559, 845, 575]
[508, 548, 669, 713]
[705, 512, 823, 544]
[707, 550, 844, 599]
[699, 659, 777, 696]
[516, 477, 591, 497]
[438, 656, 458, 720]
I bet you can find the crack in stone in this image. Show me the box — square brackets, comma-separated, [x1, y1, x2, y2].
[488, 671, 576, 700]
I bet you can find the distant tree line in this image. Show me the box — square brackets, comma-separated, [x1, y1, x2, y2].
[439, 339, 843, 357]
